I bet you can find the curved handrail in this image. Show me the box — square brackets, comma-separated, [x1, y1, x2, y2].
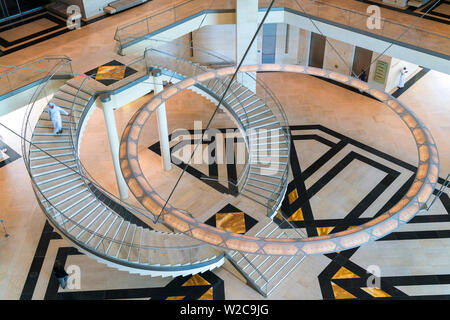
[120, 64, 439, 256]
[0, 55, 72, 76]
[143, 39, 291, 201]
[19, 60, 220, 268]
[66, 76, 160, 224]
[143, 47, 252, 189]
[113, 0, 450, 57]
[21, 57, 73, 167]
[20, 44, 291, 267]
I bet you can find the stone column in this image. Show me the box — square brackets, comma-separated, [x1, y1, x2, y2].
[236, 0, 259, 91]
[100, 93, 129, 200]
[151, 68, 172, 171]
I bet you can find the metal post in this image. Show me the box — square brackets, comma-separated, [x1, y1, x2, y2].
[151, 68, 172, 171]
[100, 93, 129, 200]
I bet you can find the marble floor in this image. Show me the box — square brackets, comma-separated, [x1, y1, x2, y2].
[0, 0, 449, 301]
[0, 66, 449, 300]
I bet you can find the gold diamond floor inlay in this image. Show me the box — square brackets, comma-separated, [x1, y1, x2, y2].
[182, 274, 211, 287]
[216, 212, 247, 234]
[332, 267, 360, 279]
[95, 65, 126, 80]
[361, 287, 391, 298]
[331, 282, 356, 299]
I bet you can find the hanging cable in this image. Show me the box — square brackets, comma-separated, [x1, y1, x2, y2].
[164, 0, 218, 85]
[293, 0, 443, 79]
[359, 0, 442, 77]
[155, 0, 278, 224]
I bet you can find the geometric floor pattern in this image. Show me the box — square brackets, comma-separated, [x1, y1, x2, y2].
[21, 124, 450, 299]
[85, 60, 138, 86]
[151, 124, 450, 299]
[204, 204, 258, 234]
[0, 139, 20, 168]
[278, 125, 450, 299]
[20, 221, 224, 300]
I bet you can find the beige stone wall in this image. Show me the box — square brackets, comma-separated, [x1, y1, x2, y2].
[192, 25, 236, 65]
[297, 29, 310, 66]
[367, 53, 419, 92]
[323, 38, 355, 75]
[385, 57, 419, 92]
[275, 24, 299, 65]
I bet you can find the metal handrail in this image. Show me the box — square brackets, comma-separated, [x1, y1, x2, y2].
[426, 172, 450, 210]
[18, 60, 214, 264]
[21, 58, 73, 166]
[143, 50, 273, 193]
[113, 0, 450, 57]
[0, 55, 72, 76]
[288, 0, 450, 39]
[143, 40, 291, 204]
[114, 0, 197, 46]
[65, 76, 159, 223]
[143, 46, 253, 190]
[19, 45, 291, 263]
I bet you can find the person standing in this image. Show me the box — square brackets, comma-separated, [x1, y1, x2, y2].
[53, 260, 69, 289]
[358, 70, 367, 82]
[47, 103, 69, 135]
[398, 67, 408, 89]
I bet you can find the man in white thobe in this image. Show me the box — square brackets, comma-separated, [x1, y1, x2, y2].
[48, 103, 69, 134]
[398, 67, 408, 89]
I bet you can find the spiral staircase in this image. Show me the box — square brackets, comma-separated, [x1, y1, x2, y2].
[29, 78, 225, 277]
[18, 41, 303, 296]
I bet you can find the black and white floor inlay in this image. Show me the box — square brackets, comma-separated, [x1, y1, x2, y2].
[21, 124, 449, 299]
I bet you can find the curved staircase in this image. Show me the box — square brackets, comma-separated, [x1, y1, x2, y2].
[24, 44, 293, 285]
[29, 79, 224, 277]
[145, 48, 291, 213]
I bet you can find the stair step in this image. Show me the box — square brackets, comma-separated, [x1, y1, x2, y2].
[30, 158, 76, 169]
[40, 176, 83, 193]
[76, 207, 109, 241]
[54, 91, 89, 106]
[65, 81, 95, 96]
[59, 86, 92, 101]
[248, 177, 281, 187]
[32, 163, 77, 178]
[84, 211, 116, 248]
[44, 182, 86, 202]
[63, 200, 101, 230]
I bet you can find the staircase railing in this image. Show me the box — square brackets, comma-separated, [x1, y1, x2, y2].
[142, 40, 291, 211]
[19, 58, 223, 271]
[19, 41, 291, 269]
[113, 0, 236, 54]
[426, 172, 450, 211]
[0, 56, 72, 98]
[21, 57, 74, 165]
[113, 0, 449, 58]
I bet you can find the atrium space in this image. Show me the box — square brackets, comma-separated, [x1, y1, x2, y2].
[0, 0, 448, 302]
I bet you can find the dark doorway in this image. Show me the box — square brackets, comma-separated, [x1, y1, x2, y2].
[352, 46, 373, 80]
[308, 32, 326, 68]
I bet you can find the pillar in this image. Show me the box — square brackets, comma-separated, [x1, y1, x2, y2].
[151, 68, 172, 171]
[236, 0, 258, 91]
[100, 93, 129, 200]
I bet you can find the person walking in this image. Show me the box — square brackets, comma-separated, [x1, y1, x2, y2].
[398, 67, 408, 89]
[47, 103, 69, 135]
[53, 260, 69, 289]
[358, 70, 367, 82]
